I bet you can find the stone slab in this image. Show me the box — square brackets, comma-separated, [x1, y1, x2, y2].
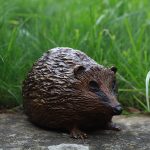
[0, 112, 150, 150]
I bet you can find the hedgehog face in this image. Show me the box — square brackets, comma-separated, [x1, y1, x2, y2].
[73, 65, 122, 116]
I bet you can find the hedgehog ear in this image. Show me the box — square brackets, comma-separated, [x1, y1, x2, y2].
[110, 66, 117, 74]
[74, 65, 86, 77]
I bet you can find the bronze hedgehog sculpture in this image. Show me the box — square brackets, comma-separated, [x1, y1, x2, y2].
[22, 47, 122, 139]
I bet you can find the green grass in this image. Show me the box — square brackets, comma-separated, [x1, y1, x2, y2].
[0, 0, 150, 111]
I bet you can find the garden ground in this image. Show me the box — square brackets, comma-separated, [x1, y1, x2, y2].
[0, 110, 150, 150]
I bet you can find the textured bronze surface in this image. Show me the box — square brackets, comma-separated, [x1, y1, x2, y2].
[22, 47, 122, 138]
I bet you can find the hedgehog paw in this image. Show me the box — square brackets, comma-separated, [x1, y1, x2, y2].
[106, 122, 121, 131]
[70, 127, 87, 139]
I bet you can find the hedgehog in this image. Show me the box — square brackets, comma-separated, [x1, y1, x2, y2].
[22, 47, 122, 139]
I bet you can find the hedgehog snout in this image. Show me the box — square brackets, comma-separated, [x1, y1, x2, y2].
[112, 104, 123, 115]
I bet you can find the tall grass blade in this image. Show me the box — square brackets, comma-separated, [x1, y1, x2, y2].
[146, 71, 150, 111]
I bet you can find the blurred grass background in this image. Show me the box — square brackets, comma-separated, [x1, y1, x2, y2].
[0, 0, 150, 111]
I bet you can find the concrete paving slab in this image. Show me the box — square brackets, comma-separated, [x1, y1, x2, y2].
[0, 112, 150, 150]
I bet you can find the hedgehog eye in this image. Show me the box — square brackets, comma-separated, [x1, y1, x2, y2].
[89, 81, 99, 92]
[112, 80, 116, 90]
